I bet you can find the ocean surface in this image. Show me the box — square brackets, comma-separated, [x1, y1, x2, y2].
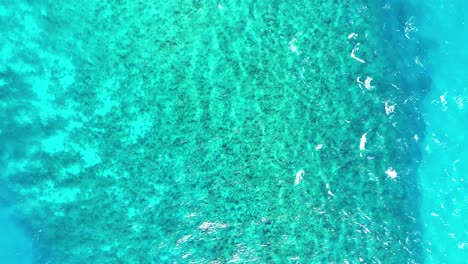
[0, 0, 466, 263]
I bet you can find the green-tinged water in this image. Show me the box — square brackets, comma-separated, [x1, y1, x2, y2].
[0, 1, 449, 263]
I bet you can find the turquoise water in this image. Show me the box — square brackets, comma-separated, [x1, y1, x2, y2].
[0, 0, 467, 263]
[414, 1, 468, 262]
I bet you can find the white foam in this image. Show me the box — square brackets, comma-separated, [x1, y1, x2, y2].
[325, 183, 334, 197]
[186, 212, 197, 218]
[414, 56, 424, 67]
[348, 33, 358, 40]
[294, 169, 304, 185]
[350, 43, 366, 63]
[176, 235, 192, 246]
[218, 4, 223, 9]
[440, 93, 448, 105]
[364, 76, 374, 90]
[356, 77, 363, 89]
[356, 76, 374, 90]
[385, 168, 397, 179]
[384, 101, 395, 115]
[315, 144, 323, 150]
[289, 37, 300, 55]
[456, 97, 464, 109]
[404, 16, 416, 39]
[199, 222, 228, 231]
[359, 132, 368, 152]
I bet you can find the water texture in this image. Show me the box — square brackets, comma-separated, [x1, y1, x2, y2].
[0, 0, 465, 263]
[412, 0, 468, 262]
